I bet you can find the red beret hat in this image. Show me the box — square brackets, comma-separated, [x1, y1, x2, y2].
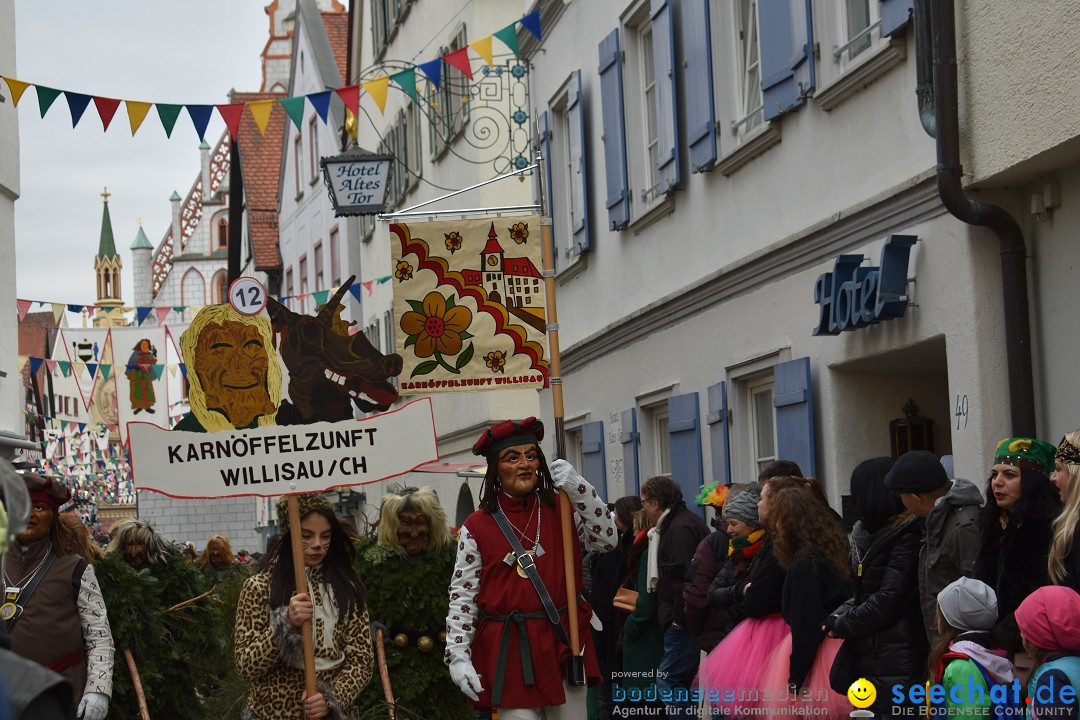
[472, 417, 545, 458]
[23, 473, 71, 512]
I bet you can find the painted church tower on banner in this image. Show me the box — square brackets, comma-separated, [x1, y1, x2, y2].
[93, 188, 126, 328]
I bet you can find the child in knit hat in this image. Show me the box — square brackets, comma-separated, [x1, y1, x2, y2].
[928, 577, 1016, 717]
[1015, 585, 1080, 718]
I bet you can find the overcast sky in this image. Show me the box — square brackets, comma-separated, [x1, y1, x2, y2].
[12, 1, 275, 309]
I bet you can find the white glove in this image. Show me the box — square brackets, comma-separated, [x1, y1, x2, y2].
[550, 459, 583, 491]
[78, 691, 109, 720]
[449, 657, 483, 701]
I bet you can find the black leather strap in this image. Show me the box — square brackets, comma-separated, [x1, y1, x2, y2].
[5, 548, 55, 633]
[492, 508, 571, 649]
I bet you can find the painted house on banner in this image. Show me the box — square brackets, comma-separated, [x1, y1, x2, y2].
[519, 0, 1059, 522]
[343, 0, 541, 524]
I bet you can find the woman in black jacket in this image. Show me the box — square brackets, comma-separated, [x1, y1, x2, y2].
[824, 458, 927, 717]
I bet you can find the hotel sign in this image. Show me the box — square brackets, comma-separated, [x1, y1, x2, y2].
[813, 235, 917, 336]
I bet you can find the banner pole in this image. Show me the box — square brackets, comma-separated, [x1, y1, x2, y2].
[287, 495, 319, 697]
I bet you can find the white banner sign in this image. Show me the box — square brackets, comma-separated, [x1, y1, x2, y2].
[128, 398, 438, 499]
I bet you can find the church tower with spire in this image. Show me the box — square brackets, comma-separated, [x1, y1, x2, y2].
[93, 188, 126, 327]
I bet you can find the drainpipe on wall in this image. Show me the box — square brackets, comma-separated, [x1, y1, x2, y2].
[913, 0, 935, 137]
[926, 0, 1037, 436]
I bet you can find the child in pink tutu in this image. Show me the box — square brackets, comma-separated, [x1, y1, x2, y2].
[757, 477, 854, 717]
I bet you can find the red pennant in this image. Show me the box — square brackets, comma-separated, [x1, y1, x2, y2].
[217, 103, 245, 139]
[336, 84, 360, 116]
[45, 359, 57, 373]
[443, 47, 474, 80]
[93, 96, 122, 131]
[155, 307, 170, 323]
[17, 299, 31, 322]
[362, 280, 375, 296]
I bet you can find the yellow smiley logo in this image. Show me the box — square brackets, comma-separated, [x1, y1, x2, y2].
[847, 678, 876, 709]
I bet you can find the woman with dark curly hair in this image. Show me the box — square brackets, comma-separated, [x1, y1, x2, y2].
[758, 477, 853, 716]
[974, 438, 1062, 653]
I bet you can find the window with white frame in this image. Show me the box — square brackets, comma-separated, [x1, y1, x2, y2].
[330, 226, 341, 286]
[383, 310, 394, 356]
[294, 134, 304, 199]
[734, 0, 764, 137]
[640, 23, 660, 198]
[314, 242, 324, 293]
[299, 254, 308, 312]
[619, 1, 668, 218]
[566, 427, 584, 473]
[309, 116, 320, 184]
[429, 25, 470, 160]
[548, 83, 578, 264]
[839, 0, 881, 63]
[642, 404, 672, 477]
[748, 377, 777, 475]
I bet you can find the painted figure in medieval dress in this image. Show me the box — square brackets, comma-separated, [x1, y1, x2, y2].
[126, 339, 157, 413]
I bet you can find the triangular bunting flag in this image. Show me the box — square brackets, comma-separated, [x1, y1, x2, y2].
[348, 285, 364, 304]
[78, 422, 86, 433]
[35, 86, 62, 118]
[279, 96, 306, 131]
[126, 100, 152, 136]
[155, 307, 170, 323]
[313, 290, 330, 307]
[156, 103, 183, 138]
[64, 91, 93, 127]
[493, 25, 521, 58]
[74, 362, 86, 378]
[86, 363, 97, 379]
[93, 96, 122, 131]
[188, 305, 203, 317]
[51, 302, 65, 324]
[248, 99, 275, 135]
[17, 299, 31, 322]
[58, 361, 71, 378]
[418, 58, 443, 91]
[136, 306, 152, 325]
[178, 363, 187, 379]
[186, 104, 214, 141]
[168, 363, 178, 378]
[17, 356, 28, 373]
[390, 68, 418, 103]
[29, 357, 43, 376]
[218, 103, 245, 139]
[3, 77, 31, 107]
[362, 280, 375, 295]
[45, 359, 57, 373]
[520, 10, 542, 42]
[151, 364, 164, 381]
[444, 47, 474, 80]
[99, 364, 111, 380]
[335, 85, 360, 116]
[67, 304, 83, 313]
[308, 91, 331, 123]
[377, 275, 393, 284]
[469, 36, 494, 68]
[362, 76, 390, 114]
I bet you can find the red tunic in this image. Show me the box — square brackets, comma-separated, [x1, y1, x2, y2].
[462, 492, 600, 708]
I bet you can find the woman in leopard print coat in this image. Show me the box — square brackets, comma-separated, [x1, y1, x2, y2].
[235, 495, 373, 719]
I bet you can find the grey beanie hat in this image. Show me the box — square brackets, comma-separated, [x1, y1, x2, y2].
[938, 577, 999, 632]
[724, 481, 761, 528]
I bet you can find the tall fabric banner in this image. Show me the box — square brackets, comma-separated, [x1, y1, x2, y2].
[391, 216, 549, 394]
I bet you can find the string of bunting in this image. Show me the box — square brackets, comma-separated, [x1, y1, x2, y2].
[1, 12, 540, 140]
[20, 419, 136, 506]
[16, 274, 394, 324]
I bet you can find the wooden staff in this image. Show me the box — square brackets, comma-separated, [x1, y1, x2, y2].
[540, 217, 584, 683]
[373, 625, 396, 719]
[287, 496, 319, 698]
[123, 647, 152, 720]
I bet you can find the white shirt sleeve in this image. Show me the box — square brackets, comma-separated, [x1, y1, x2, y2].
[77, 563, 115, 697]
[444, 526, 482, 667]
[553, 461, 619, 553]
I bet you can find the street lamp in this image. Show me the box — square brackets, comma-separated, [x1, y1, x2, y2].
[320, 146, 394, 217]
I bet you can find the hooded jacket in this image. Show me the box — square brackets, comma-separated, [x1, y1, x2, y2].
[920, 478, 983, 646]
[1015, 587, 1080, 718]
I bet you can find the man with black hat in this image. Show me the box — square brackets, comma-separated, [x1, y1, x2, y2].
[884, 450, 983, 646]
[2, 474, 112, 720]
[444, 417, 616, 719]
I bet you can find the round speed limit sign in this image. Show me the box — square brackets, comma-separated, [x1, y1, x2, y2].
[228, 276, 268, 316]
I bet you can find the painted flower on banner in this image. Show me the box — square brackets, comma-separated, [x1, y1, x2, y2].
[444, 231, 463, 254]
[484, 350, 506, 374]
[395, 260, 414, 282]
[509, 222, 529, 244]
[401, 291, 475, 376]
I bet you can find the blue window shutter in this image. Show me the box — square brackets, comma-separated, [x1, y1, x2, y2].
[880, 0, 914, 37]
[567, 70, 591, 254]
[668, 392, 704, 517]
[581, 420, 607, 502]
[706, 381, 731, 486]
[620, 408, 640, 496]
[650, 0, 682, 192]
[598, 29, 630, 231]
[773, 357, 817, 477]
[538, 110, 556, 272]
[758, 0, 815, 121]
[682, 0, 716, 172]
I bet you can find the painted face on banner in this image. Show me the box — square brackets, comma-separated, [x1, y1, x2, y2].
[193, 321, 275, 428]
[397, 510, 430, 555]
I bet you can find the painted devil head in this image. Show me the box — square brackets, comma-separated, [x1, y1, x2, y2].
[267, 276, 402, 423]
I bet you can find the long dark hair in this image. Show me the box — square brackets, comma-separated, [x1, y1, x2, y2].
[851, 457, 903, 533]
[977, 466, 1062, 543]
[478, 444, 557, 512]
[263, 508, 366, 622]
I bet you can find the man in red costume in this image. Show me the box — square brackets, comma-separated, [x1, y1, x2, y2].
[444, 418, 617, 719]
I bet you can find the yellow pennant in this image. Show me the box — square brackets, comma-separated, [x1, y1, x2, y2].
[126, 101, 152, 136]
[17, 355, 28, 373]
[362, 76, 390, 115]
[248, 99, 275, 135]
[51, 303, 66, 324]
[2, 77, 31, 107]
[469, 36, 494, 68]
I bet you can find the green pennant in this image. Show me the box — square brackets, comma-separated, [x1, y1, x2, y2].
[35, 85, 62, 118]
[58, 360, 71, 378]
[279, 96, 306, 131]
[151, 364, 164, 381]
[99, 364, 111, 380]
[390, 68, 418, 103]
[313, 290, 330, 307]
[493, 25, 521, 58]
[156, 103, 183, 138]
